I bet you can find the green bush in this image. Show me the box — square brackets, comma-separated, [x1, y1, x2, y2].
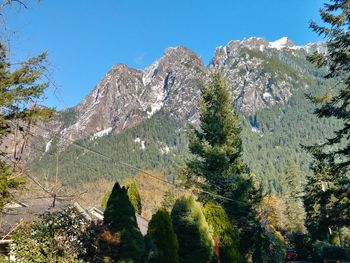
[171, 196, 214, 263]
[203, 202, 240, 263]
[147, 208, 179, 263]
[312, 241, 350, 262]
[127, 181, 142, 215]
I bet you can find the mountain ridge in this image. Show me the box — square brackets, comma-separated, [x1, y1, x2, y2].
[48, 37, 325, 149]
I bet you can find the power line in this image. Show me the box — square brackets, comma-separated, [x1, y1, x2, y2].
[30, 124, 240, 203]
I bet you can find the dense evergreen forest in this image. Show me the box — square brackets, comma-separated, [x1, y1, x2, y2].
[29, 76, 339, 196]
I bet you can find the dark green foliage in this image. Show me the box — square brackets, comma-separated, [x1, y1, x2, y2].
[241, 81, 340, 195]
[282, 160, 306, 232]
[286, 232, 313, 260]
[259, 226, 286, 263]
[171, 196, 214, 263]
[304, 0, 350, 238]
[203, 202, 240, 263]
[103, 182, 145, 262]
[127, 181, 142, 215]
[304, 161, 332, 240]
[144, 235, 159, 263]
[147, 208, 179, 263]
[312, 241, 350, 262]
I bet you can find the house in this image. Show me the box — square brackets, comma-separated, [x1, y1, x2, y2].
[0, 199, 149, 260]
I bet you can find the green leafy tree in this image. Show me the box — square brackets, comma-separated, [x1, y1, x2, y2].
[127, 181, 142, 215]
[203, 202, 240, 263]
[171, 196, 214, 263]
[147, 208, 179, 263]
[103, 182, 145, 262]
[305, 0, 350, 244]
[184, 73, 262, 259]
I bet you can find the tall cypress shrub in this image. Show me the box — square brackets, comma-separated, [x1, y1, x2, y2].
[103, 182, 145, 262]
[147, 208, 179, 263]
[203, 202, 240, 263]
[171, 196, 214, 263]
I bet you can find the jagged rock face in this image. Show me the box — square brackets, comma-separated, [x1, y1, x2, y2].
[141, 46, 207, 122]
[58, 46, 207, 145]
[60, 65, 146, 144]
[42, 37, 326, 147]
[210, 39, 293, 112]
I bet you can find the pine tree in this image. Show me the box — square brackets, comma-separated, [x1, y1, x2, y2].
[283, 160, 306, 232]
[304, 160, 334, 240]
[127, 181, 142, 215]
[103, 182, 145, 262]
[147, 208, 179, 263]
[305, 0, 350, 241]
[171, 196, 214, 263]
[203, 202, 240, 263]
[0, 40, 53, 211]
[185, 73, 262, 259]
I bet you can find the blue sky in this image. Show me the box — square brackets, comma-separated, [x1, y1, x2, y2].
[6, 0, 325, 109]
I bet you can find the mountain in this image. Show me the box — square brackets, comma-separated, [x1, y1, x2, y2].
[27, 37, 337, 195]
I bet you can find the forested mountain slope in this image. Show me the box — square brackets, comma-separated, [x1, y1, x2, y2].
[28, 37, 339, 194]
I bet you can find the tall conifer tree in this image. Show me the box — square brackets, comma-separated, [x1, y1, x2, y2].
[185, 73, 262, 259]
[305, 0, 350, 241]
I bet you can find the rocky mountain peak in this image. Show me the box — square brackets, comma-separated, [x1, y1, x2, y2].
[47, 37, 323, 148]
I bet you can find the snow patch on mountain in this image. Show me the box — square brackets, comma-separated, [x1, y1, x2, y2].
[91, 127, 112, 140]
[134, 137, 146, 150]
[269, 37, 292, 50]
[45, 139, 52, 152]
[160, 144, 170, 155]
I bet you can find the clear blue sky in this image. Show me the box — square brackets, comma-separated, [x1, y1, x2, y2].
[6, 0, 325, 109]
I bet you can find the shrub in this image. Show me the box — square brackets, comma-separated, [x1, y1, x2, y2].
[103, 182, 145, 262]
[203, 202, 240, 262]
[147, 208, 179, 263]
[171, 196, 214, 263]
[126, 181, 142, 215]
[12, 206, 90, 262]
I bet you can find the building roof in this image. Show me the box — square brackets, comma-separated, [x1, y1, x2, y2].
[87, 206, 149, 236]
[0, 197, 64, 238]
[0, 199, 149, 239]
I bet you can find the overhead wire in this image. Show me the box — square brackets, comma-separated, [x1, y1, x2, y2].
[31, 123, 240, 203]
